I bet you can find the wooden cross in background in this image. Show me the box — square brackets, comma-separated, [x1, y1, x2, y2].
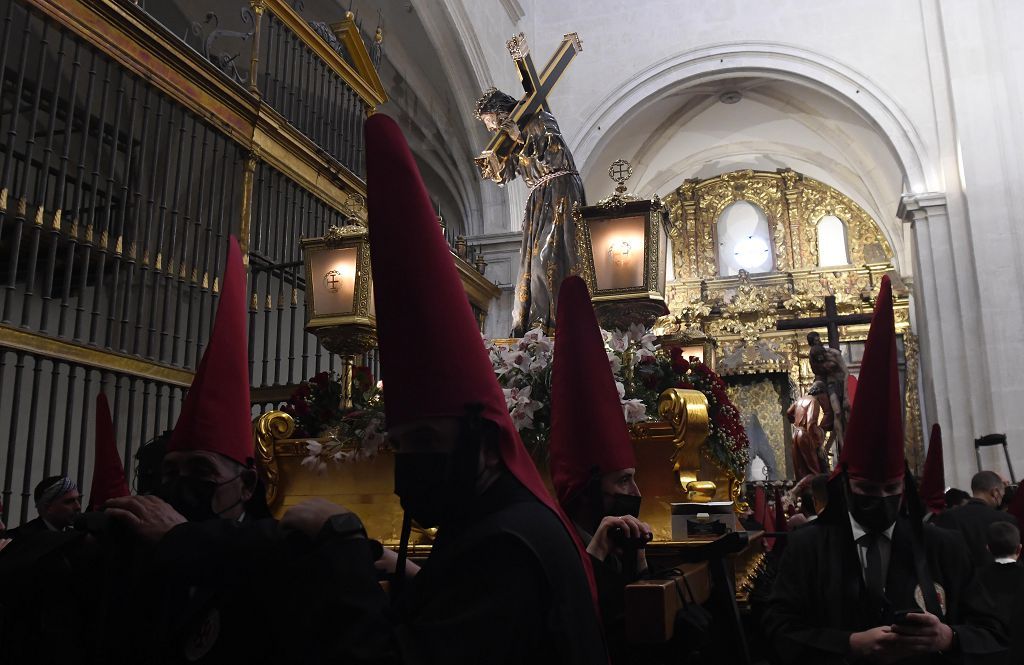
[776, 295, 873, 349]
[477, 32, 582, 174]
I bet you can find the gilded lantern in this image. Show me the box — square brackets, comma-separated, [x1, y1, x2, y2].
[301, 224, 376, 357]
[573, 160, 669, 329]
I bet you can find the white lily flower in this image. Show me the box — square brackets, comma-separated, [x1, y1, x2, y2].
[621, 399, 648, 424]
[615, 381, 626, 400]
[306, 440, 323, 456]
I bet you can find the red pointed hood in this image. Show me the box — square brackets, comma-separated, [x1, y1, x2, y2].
[89, 393, 130, 510]
[846, 374, 858, 408]
[919, 424, 946, 514]
[549, 276, 636, 508]
[1007, 475, 1024, 525]
[167, 237, 253, 466]
[364, 113, 597, 603]
[838, 275, 904, 482]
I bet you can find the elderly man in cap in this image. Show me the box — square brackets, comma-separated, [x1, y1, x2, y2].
[5, 475, 82, 537]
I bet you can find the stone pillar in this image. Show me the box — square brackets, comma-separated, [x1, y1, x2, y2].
[899, 192, 994, 487]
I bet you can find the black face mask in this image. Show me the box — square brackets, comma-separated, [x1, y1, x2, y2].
[152, 475, 242, 522]
[850, 492, 902, 533]
[394, 452, 457, 529]
[606, 492, 642, 519]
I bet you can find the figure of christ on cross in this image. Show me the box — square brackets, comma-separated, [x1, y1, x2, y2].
[474, 33, 586, 337]
[780, 296, 871, 474]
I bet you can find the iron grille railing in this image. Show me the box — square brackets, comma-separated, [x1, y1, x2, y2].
[260, 11, 366, 176]
[0, 349, 189, 524]
[0, 0, 247, 369]
[0, 0, 376, 526]
[247, 161, 380, 407]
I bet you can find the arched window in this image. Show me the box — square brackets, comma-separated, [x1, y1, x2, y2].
[717, 200, 773, 277]
[817, 215, 850, 266]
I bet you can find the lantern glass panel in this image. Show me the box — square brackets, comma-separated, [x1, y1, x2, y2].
[589, 215, 647, 290]
[310, 247, 358, 315]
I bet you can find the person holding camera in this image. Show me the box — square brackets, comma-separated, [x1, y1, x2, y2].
[548, 276, 654, 664]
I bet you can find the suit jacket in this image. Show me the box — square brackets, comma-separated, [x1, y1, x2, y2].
[3, 517, 50, 539]
[763, 513, 1005, 664]
[934, 499, 1018, 567]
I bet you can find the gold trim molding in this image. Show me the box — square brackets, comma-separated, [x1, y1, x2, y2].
[0, 324, 194, 386]
[30, 0, 372, 220]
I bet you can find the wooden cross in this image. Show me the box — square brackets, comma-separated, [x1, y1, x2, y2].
[477, 32, 582, 173]
[776, 295, 873, 349]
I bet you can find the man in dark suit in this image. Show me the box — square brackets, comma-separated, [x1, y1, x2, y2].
[934, 470, 1018, 567]
[4, 476, 82, 537]
[973, 522, 1024, 664]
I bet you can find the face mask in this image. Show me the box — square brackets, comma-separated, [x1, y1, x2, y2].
[606, 492, 642, 519]
[152, 474, 242, 522]
[394, 452, 455, 529]
[850, 492, 901, 533]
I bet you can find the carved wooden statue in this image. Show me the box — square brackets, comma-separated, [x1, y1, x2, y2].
[787, 332, 850, 478]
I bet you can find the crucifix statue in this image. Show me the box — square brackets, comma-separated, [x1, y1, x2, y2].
[776, 294, 873, 349]
[779, 297, 870, 476]
[474, 32, 585, 337]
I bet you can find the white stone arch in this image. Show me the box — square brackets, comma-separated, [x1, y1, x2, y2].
[571, 42, 935, 195]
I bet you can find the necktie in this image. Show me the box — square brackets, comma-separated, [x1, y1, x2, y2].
[864, 532, 884, 598]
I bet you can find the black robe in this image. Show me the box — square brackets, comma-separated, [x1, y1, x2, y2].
[316, 473, 608, 664]
[3, 516, 51, 539]
[763, 508, 1005, 664]
[0, 528, 100, 664]
[117, 474, 605, 665]
[933, 500, 1018, 568]
[971, 561, 1024, 665]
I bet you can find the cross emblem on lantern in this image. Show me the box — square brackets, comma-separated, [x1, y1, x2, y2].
[609, 159, 633, 186]
[324, 270, 341, 293]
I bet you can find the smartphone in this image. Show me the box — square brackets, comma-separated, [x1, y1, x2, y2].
[893, 609, 922, 625]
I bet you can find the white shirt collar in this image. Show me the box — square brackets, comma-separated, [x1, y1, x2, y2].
[995, 556, 1018, 564]
[848, 512, 896, 542]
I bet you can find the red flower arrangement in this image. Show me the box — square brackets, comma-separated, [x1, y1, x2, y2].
[631, 346, 750, 480]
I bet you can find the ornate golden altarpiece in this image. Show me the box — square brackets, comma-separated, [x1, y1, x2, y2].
[658, 168, 922, 476]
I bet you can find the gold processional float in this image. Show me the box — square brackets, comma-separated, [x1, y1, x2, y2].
[254, 159, 750, 548]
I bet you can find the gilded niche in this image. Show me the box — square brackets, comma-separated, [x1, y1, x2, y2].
[664, 168, 891, 281]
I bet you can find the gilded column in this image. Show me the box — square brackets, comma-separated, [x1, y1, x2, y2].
[239, 149, 259, 262]
[248, 0, 266, 96]
[903, 331, 924, 475]
[681, 179, 698, 278]
[779, 169, 802, 269]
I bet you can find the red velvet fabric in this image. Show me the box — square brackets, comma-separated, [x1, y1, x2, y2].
[167, 237, 254, 466]
[1008, 471, 1024, 525]
[838, 276, 905, 482]
[363, 113, 598, 603]
[549, 275, 636, 508]
[846, 374, 858, 409]
[88, 393, 130, 510]
[919, 424, 946, 514]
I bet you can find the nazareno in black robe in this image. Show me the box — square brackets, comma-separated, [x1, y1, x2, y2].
[127, 472, 606, 665]
[762, 479, 1006, 665]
